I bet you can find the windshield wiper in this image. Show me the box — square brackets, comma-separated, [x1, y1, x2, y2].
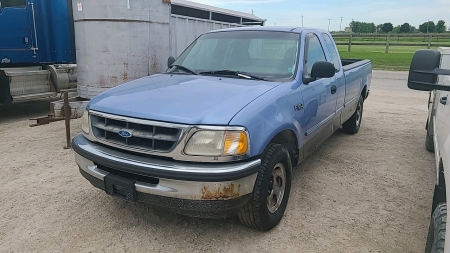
[200, 70, 267, 81]
[169, 64, 199, 75]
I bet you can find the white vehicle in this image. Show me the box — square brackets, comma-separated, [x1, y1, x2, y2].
[408, 48, 450, 253]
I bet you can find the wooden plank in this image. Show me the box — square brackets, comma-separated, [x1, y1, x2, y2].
[348, 34, 352, 52]
[385, 35, 390, 53]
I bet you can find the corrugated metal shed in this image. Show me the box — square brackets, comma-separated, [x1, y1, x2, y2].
[170, 15, 243, 57]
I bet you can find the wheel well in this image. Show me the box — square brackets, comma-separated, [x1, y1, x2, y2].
[269, 130, 298, 166]
[361, 86, 367, 100]
[432, 160, 446, 215]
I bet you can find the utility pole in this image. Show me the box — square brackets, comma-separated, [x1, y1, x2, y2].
[328, 19, 331, 32]
[427, 18, 430, 33]
[340, 17, 343, 32]
[302, 15, 304, 27]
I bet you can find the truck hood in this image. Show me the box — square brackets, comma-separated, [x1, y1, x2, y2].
[88, 74, 280, 125]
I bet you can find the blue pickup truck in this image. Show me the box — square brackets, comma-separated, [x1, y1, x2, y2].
[72, 26, 372, 231]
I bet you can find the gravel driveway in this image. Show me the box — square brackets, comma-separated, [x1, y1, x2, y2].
[0, 70, 435, 253]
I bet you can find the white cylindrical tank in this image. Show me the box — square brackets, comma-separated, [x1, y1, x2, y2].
[72, 0, 171, 98]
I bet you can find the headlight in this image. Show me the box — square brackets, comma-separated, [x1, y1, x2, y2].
[81, 110, 90, 134]
[184, 130, 249, 156]
[223, 131, 249, 155]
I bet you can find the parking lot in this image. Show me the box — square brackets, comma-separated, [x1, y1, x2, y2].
[0, 70, 435, 253]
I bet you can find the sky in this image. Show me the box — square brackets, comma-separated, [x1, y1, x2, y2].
[191, 0, 450, 31]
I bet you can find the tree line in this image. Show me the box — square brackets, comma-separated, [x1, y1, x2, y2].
[348, 20, 447, 34]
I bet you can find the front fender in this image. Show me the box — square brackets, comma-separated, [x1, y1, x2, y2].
[229, 82, 304, 157]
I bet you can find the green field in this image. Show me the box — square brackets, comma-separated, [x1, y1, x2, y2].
[337, 45, 440, 71]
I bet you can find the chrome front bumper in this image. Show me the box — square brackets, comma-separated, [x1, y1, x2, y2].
[73, 134, 259, 201]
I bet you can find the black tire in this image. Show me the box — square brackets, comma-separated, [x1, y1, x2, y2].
[426, 132, 434, 152]
[342, 96, 364, 134]
[425, 203, 447, 253]
[238, 143, 292, 231]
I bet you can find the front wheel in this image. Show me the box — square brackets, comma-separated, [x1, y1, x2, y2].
[342, 96, 364, 134]
[238, 143, 292, 231]
[425, 203, 446, 253]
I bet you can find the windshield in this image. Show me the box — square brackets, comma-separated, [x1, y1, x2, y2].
[168, 31, 300, 82]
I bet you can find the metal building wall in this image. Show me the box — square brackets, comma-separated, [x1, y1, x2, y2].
[170, 14, 243, 57]
[72, 0, 170, 98]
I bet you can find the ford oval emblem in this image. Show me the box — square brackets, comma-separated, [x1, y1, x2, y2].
[118, 129, 132, 138]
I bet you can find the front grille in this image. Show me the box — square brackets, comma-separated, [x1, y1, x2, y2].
[90, 114, 181, 152]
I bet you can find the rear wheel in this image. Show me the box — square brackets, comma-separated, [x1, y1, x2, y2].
[342, 96, 364, 134]
[425, 203, 447, 253]
[238, 143, 292, 231]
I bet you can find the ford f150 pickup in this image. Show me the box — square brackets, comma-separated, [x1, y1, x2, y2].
[72, 26, 372, 231]
[407, 48, 450, 252]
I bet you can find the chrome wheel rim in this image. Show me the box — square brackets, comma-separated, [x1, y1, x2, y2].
[267, 163, 286, 214]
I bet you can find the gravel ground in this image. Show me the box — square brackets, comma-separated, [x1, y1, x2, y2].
[0, 70, 436, 253]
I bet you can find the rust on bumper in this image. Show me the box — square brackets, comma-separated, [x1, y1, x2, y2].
[201, 183, 242, 200]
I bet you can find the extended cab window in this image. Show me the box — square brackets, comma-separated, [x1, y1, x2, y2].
[304, 34, 326, 76]
[321, 33, 340, 72]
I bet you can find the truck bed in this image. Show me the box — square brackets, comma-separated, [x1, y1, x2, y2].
[341, 58, 372, 104]
[341, 59, 371, 71]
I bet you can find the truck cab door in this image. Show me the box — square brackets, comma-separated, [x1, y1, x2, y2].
[0, 0, 33, 56]
[436, 88, 450, 153]
[300, 32, 338, 140]
[321, 33, 346, 118]
[436, 73, 450, 169]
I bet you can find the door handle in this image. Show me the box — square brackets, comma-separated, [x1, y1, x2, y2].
[331, 85, 337, 94]
[440, 96, 448, 105]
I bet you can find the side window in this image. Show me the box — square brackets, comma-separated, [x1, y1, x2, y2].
[304, 34, 326, 76]
[322, 33, 341, 72]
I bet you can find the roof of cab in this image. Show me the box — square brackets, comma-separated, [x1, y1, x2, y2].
[206, 26, 329, 34]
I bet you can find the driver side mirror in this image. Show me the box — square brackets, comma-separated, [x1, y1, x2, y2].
[408, 49, 450, 91]
[311, 61, 335, 79]
[167, 56, 176, 68]
[303, 61, 335, 84]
